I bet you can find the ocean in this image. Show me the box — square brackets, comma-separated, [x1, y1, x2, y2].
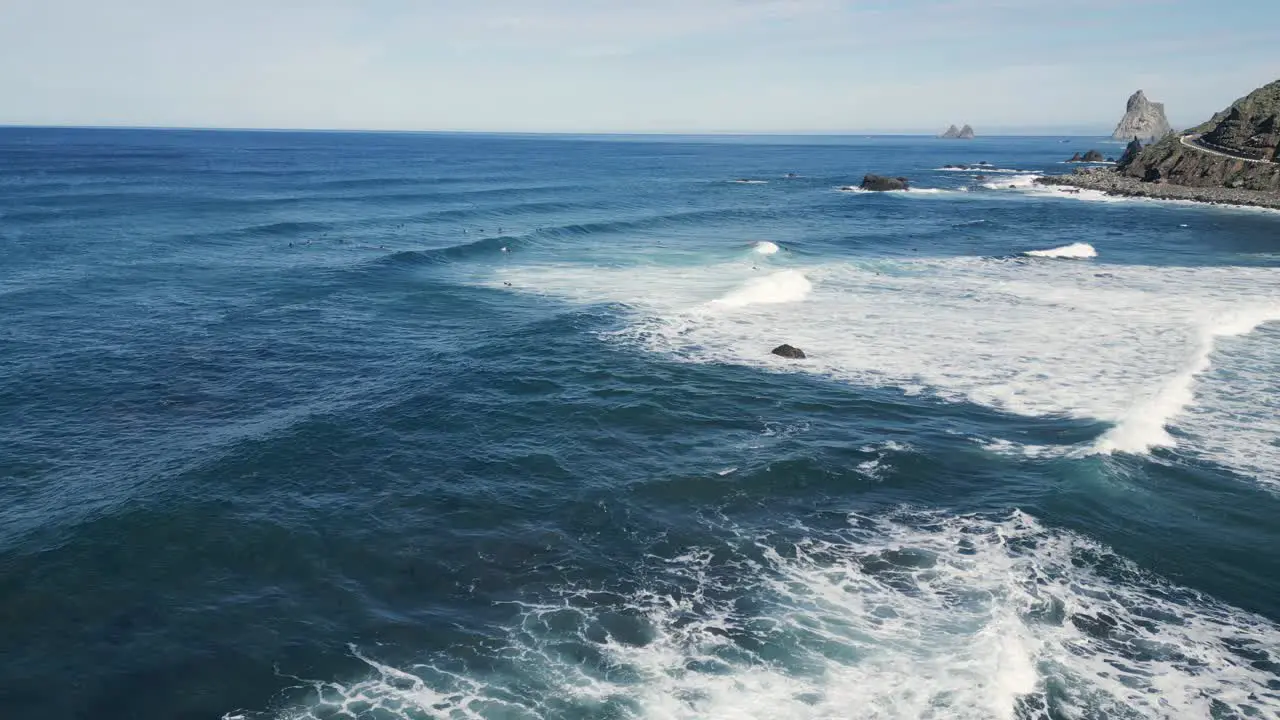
[2, 127, 1278, 720]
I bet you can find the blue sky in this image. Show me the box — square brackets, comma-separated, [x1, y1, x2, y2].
[1, 0, 1276, 133]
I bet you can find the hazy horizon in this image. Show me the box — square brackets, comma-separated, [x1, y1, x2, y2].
[3, 0, 1277, 134]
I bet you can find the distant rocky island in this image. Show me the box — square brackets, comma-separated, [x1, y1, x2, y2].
[1038, 78, 1280, 209]
[939, 124, 975, 139]
[1112, 90, 1173, 141]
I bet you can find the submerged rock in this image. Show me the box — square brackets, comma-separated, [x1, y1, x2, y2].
[771, 344, 806, 359]
[861, 174, 910, 191]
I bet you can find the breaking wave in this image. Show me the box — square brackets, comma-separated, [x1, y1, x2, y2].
[710, 269, 812, 308]
[228, 510, 1280, 720]
[484, 256, 1280, 474]
[1023, 243, 1097, 259]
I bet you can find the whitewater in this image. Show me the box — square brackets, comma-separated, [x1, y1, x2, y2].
[5, 129, 1279, 720]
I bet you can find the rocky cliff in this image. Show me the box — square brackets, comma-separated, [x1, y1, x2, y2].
[939, 124, 975, 139]
[1119, 79, 1280, 192]
[1112, 90, 1172, 141]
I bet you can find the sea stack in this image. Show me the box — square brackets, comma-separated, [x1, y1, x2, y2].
[939, 124, 975, 139]
[1112, 90, 1173, 141]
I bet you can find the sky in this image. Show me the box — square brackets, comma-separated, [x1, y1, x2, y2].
[1, 0, 1277, 134]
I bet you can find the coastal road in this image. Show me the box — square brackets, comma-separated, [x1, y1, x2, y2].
[1180, 133, 1274, 164]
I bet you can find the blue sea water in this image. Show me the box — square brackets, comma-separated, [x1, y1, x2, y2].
[2, 127, 1279, 719]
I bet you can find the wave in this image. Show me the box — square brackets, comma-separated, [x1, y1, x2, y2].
[980, 174, 1042, 190]
[710, 269, 811, 308]
[484, 257, 1280, 475]
[753, 241, 780, 255]
[231, 510, 1280, 720]
[837, 186, 963, 195]
[1093, 306, 1280, 454]
[936, 167, 1027, 174]
[374, 235, 523, 268]
[1023, 242, 1097, 259]
[730, 179, 769, 184]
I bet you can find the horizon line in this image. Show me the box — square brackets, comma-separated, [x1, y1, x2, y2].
[0, 122, 1116, 138]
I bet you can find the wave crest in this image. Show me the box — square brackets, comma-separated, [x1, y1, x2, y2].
[1024, 243, 1097, 259]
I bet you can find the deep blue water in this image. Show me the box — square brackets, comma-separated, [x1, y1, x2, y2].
[2, 128, 1279, 719]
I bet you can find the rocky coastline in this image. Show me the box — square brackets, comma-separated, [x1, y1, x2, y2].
[1035, 167, 1280, 210]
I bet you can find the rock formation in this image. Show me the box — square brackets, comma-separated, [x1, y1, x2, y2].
[1112, 90, 1173, 141]
[1119, 78, 1280, 192]
[939, 124, 975, 139]
[1118, 137, 1144, 166]
[772, 344, 806, 359]
[860, 174, 910, 191]
[1066, 150, 1106, 163]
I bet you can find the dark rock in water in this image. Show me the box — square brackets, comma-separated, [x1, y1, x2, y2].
[772, 344, 806, 359]
[861, 174, 909, 191]
[974, 175, 987, 182]
[940, 125, 976, 140]
[1106, 157, 1115, 162]
[1068, 150, 1106, 163]
[1117, 137, 1144, 168]
[978, 161, 991, 166]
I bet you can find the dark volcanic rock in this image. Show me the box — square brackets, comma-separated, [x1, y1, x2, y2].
[861, 174, 909, 191]
[772, 344, 806, 359]
[1068, 150, 1106, 163]
[1118, 137, 1145, 168]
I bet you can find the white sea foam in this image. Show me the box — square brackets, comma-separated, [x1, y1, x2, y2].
[1023, 242, 1097, 259]
[710, 269, 811, 308]
[981, 174, 1042, 190]
[936, 167, 1026, 174]
[753, 241, 780, 255]
[838, 186, 962, 195]
[484, 256, 1280, 473]
[1094, 306, 1280, 455]
[245, 510, 1280, 719]
[984, 175, 1280, 214]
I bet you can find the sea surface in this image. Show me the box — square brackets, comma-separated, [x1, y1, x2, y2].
[2, 128, 1279, 720]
